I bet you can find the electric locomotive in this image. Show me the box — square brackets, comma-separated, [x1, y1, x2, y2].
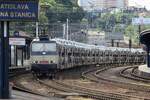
[30, 35, 59, 76]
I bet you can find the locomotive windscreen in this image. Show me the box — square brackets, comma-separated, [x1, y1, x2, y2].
[31, 42, 56, 52]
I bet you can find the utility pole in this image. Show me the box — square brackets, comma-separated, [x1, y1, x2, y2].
[117, 40, 119, 47]
[129, 39, 132, 49]
[66, 18, 69, 40]
[129, 31, 132, 49]
[139, 25, 141, 46]
[36, 22, 39, 38]
[111, 39, 114, 47]
[88, 1, 94, 28]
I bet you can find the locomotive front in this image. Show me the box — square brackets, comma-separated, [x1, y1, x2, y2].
[30, 37, 59, 76]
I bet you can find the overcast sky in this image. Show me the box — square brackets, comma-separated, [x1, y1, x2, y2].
[78, 0, 150, 10]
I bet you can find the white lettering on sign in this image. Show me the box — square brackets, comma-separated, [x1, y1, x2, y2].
[0, 4, 29, 10]
[10, 12, 36, 18]
[9, 38, 25, 45]
[0, 1, 39, 21]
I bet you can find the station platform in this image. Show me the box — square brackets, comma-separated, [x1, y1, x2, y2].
[10, 90, 64, 100]
[9, 66, 30, 70]
[138, 65, 150, 78]
[9, 60, 30, 70]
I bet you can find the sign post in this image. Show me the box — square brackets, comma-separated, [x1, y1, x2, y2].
[0, 0, 39, 99]
[9, 38, 25, 46]
[0, 21, 9, 98]
[132, 18, 150, 25]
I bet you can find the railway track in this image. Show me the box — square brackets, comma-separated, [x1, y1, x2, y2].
[10, 65, 150, 100]
[35, 65, 150, 100]
[120, 66, 150, 82]
[9, 70, 30, 78]
[82, 65, 150, 99]
[131, 67, 150, 80]
[10, 70, 50, 98]
[93, 66, 150, 92]
[36, 77, 130, 100]
[9, 70, 33, 92]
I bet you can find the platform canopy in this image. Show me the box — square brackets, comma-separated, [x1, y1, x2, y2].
[140, 29, 150, 46]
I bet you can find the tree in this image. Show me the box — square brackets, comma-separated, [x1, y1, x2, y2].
[40, 0, 56, 7]
[39, 12, 49, 24]
[45, 0, 85, 23]
[99, 13, 116, 32]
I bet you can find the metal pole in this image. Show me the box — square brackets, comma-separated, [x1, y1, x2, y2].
[129, 39, 132, 49]
[15, 46, 18, 66]
[66, 19, 69, 40]
[63, 24, 66, 39]
[36, 22, 39, 38]
[139, 25, 141, 46]
[117, 42, 119, 47]
[21, 49, 24, 66]
[139, 25, 141, 34]
[9, 45, 11, 66]
[147, 46, 150, 67]
[0, 21, 9, 99]
[25, 45, 27, 60]
[111, 39, 114, 47]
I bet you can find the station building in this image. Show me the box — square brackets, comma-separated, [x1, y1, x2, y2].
[9, 31, 32, 70]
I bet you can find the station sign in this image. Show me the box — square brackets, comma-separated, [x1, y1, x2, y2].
[132, 17, 150, 25]
[9, 38, 25, 46]
[105, 32, 124, 40]
[0, 0, 39, 21]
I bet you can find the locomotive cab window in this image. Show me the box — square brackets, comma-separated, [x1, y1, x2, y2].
[31, 42, 57, 52]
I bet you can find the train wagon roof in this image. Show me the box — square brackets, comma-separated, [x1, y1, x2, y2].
[51, 38, 145, 53]
[31, 37, 145, 53]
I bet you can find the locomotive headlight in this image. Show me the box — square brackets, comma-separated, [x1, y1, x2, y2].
[50, 60, 55, 63]
[35, 61, 38, 64]
[32, 61, 38, 64]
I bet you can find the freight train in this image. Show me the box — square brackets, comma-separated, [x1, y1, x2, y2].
[30, 36, 146, 77]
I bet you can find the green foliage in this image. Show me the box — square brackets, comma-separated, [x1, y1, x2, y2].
[124, 24, 141, 44]
[125, 25, 135, 36]
[39, 12, 49, 24]
[40, 0, 56, 7]
[38, 0, 85, 24]
[9, 0, 84, 37]
[91, 10, 145, 44]
[99, 13, 116, 32]
[141, 25, 150, 31]
[113, 24, 124, 32]
[55, 0, 73, 6]
[45, 0, 85, 23]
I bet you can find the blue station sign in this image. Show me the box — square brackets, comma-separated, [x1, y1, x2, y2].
[0, 0, 39, 21]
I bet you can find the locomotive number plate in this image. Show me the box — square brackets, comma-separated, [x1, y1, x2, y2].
[40, 61, 49, 64]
